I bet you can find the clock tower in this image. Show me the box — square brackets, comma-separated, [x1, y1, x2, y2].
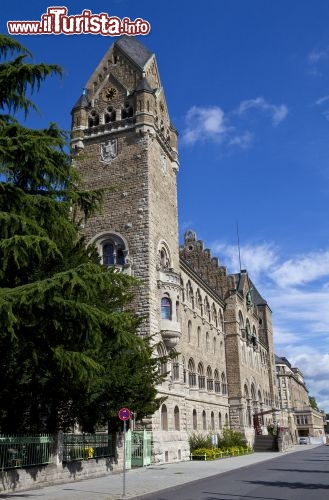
[71, 36, 185, 460]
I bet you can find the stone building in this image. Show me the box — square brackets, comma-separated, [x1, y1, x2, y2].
[71, 35, 280, 462]
[275, 356, 325, 440]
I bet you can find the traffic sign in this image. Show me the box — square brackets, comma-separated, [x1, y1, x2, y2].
[118, 407, 131, 421]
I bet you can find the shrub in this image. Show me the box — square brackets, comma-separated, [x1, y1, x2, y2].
[188, 433, 212, 452]
[218, 428, 247, 448]
[191, 446, 252, 460]
[192, 448, 217, 460]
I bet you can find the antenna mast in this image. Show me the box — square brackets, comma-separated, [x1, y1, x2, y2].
[236, 222, 242, 271]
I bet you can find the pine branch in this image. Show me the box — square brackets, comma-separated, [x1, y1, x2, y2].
[0, 54, 62, 117]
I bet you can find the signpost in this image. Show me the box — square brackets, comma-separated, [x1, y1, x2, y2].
[118, 407, 131, 498]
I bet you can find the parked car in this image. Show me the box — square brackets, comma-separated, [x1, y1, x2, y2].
[299, 437, 308, 445]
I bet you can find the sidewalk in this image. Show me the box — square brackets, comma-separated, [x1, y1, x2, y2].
[0, 445, 320, 500]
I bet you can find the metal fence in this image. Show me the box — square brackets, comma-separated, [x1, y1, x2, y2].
[62, 433, 114, 463]
[0, 434, 53, 469]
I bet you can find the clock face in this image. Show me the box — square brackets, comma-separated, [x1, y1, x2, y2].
[103, 87, 117, 101]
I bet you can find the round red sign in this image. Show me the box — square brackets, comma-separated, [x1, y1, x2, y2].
[118, 407, 131, 421]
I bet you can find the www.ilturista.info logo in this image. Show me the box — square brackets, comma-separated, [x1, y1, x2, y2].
[7, 7, 151, 36]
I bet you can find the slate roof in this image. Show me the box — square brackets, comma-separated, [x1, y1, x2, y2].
[275, 355, 292, 368]
[135, 76, 153, 93]
[115, 35, 153, 70]
[233, 272, 267, 306]
[72, 92, 89, 110]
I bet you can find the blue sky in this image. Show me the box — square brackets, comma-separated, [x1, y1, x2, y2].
[2, 0, 329, 413]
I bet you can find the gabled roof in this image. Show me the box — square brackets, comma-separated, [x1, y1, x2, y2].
[115, 35, 153, 70]
[135, 75, 154, 93]
[233, 271, 267, 306]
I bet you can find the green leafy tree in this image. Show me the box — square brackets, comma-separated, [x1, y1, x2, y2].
[309, 396, 319, 411]
[0, 34, 164, 433]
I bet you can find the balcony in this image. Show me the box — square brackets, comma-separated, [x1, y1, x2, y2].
[160, 319, 181, 349]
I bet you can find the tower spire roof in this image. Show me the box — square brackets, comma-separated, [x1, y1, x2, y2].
[115, 35, 153, 70]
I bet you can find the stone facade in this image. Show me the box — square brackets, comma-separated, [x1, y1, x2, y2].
[71, 35, 282, 462]
[275, 356, 325, 440]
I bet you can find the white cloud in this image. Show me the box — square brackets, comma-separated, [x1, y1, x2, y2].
[314, 95, 329, 106]
[208, 238, 329, 412]
[271, 250, 329, 288]
[211, 241, 278, 282]
[181, 98, 288, 147]
[236, 97, 288, 126]
[181, 106, 231, 145]
[228, 131, 253, 149]
[308, 48, 329, 65]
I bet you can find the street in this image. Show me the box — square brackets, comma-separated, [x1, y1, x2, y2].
[136, 445, 329, 500]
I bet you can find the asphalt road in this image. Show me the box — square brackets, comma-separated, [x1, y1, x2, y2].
[136, 445, 329, 500]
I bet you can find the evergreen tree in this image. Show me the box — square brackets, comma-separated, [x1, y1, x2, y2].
[0, 34, 165, 433]
[309, 396, 319, 411]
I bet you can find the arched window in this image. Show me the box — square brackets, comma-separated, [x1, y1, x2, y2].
[218, 412, 222, 429]
[172, 355, 179, 381]
[161, 404, 168, 431]
[239, 311, 245, 338]
[251, 326, 257, 347]
[117, 247, 125, 265]
[193, 409, 197, 430]
[186, 281, 194, 307]
[174, 406, 180, 431]
[188, 358, 196, 387]
[188, 320, 192, 343]
[218, 310, 224, 331]
[196, 290, 203, 315]
[88, 110, 99, 127]
[211, 411, 215, 430]
[182, 356, 186, 384]
[198, 363, 205, 390]
[196, 290, 202, 312]
[197, 326, 201, 347]
[258, 389, 262, 404]
[202, 410, 207, 430]
[159, 245, 170, 269]
[251, 383, 256, 402]
[122, 102, 134, 118]
[225, 413, 229, 427]
[161, 296, 172, 320]
[221, 373, 227, 395]
[204, 298, 210, 322]
[244, 384, 249, 401]
[157, 344, 167, 377]
[206, 332, 210, 351]
[96, 234, 127, 267]
[214, 369, 220, 393]
[103, 243, 115, 265]
[176, 301, 179, 321]
[207, 366, 213, 391]
[212, 304, 217, 326]
[104, 106, 116, 123]
[213, 336, 216, 354]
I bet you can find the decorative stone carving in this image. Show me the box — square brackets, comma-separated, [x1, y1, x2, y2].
[100, 139, 117, 162]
